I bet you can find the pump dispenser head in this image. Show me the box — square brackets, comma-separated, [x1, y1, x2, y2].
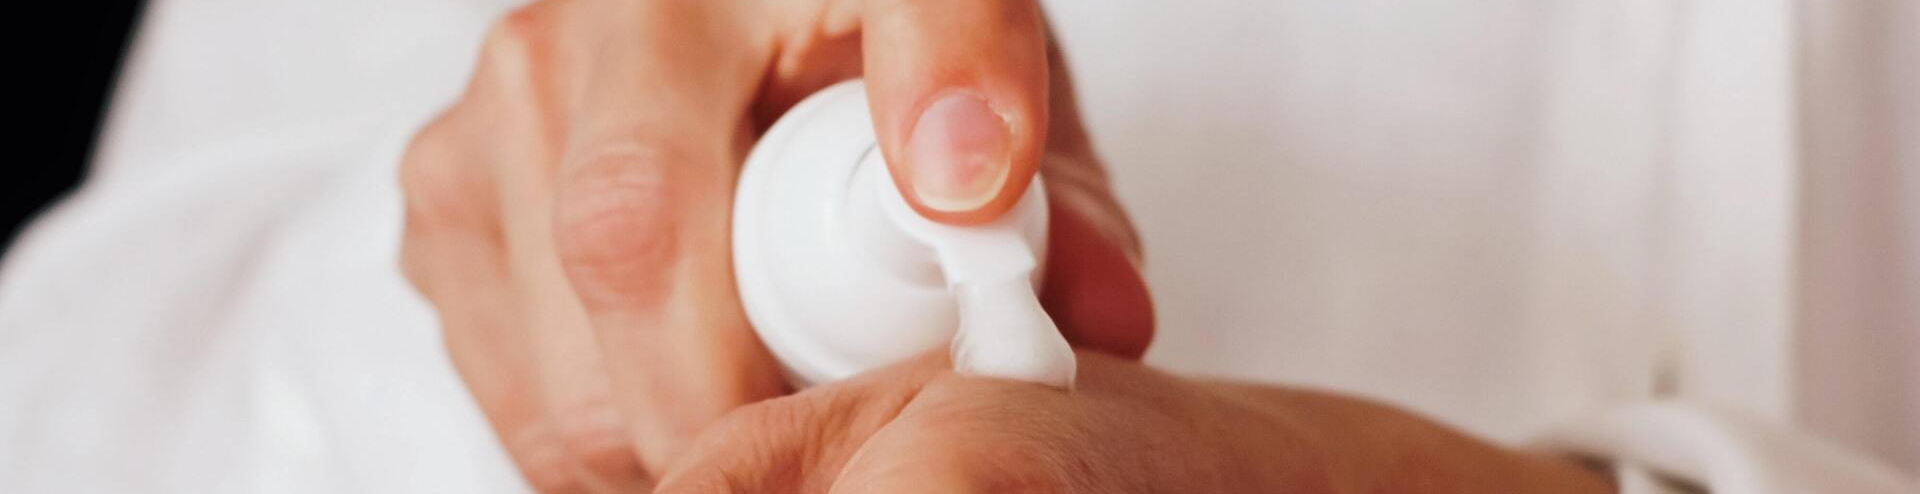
[732, 80, 1076, 388]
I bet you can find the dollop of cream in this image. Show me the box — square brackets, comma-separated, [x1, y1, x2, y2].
[950, 276, 1077, 388]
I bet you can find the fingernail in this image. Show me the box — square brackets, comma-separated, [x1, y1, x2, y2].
[908, 91, 1012, 212]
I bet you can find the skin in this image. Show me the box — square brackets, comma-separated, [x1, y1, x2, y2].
[654, 351, 1618, 494]
[400, 0, 1149, 489]
[398, 0, 1613, 491]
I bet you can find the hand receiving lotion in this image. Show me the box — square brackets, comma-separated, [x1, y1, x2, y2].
[732, 80, 1076, 389]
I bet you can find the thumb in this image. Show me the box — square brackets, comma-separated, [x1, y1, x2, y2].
[862, 0, 1049, 225]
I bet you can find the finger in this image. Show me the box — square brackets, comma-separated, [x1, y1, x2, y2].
[1041, 200, 1155, 359]
[1031, 37, 1155, 359]
[862, 0, 1050, 225]
[652, 355, 949, 493]
[548, 0, 785, 473]
[400, 102, 566, 487]
[432, 4, 660, 490]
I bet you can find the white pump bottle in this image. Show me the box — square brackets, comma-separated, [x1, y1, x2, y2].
[731, 80, 1076, 388]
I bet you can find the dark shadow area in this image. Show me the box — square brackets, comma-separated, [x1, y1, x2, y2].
[5, 1, 146, 255]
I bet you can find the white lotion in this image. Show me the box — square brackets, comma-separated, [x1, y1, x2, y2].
[951, 277, 1075, 385]
[869, 153, 1076, 387]
[731, 80, 1075, 388]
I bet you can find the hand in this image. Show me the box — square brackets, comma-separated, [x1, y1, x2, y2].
[396, 0, 1153, 490]
[654, 351, 1618, 493]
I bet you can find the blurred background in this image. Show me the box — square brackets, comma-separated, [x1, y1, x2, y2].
[1045, 1, 1917, 470]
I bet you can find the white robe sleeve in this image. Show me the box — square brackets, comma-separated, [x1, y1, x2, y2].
[1536, 402, 1918, 494]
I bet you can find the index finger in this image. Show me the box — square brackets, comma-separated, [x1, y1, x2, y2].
[549, 0, 784, 473]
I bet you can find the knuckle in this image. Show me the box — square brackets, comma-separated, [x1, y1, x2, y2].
[397, 230, 437, 297]
[460, 5, 562, 127]
[398, 117, 483, 230]
[553, 144, 683, 305]
[482, 5, 546, 63]
[474, 1, 567, 89]
[550, 405, 645, 479]
[397, 120, 477, 299]
[505, 424, 588, 494]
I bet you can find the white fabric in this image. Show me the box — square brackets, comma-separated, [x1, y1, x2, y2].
[0, 0, 527, 492]
[1, 0, 1915, 492]
[1539, 403, 1912, 493]
[1046, 0, 1919, 487]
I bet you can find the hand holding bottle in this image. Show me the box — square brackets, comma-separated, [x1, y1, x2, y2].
[396, 0, 1153, 489]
